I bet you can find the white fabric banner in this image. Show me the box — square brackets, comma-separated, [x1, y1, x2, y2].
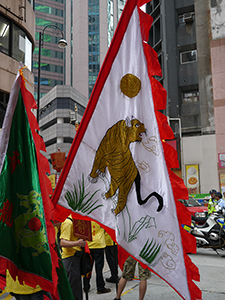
[54, 3, 199, 299]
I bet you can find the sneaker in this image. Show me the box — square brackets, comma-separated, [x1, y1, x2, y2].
[97, 288, 111, 294]
[113, 298, 121, 300]
[106, 277, 119, 283]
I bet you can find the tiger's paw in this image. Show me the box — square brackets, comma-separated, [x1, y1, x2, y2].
[88, 174, 98, 183]
[98, 172, 106, 178]
[114, 208, 120, 215]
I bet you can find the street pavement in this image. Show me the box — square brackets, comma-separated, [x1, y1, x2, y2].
[1, 247, 225, 300]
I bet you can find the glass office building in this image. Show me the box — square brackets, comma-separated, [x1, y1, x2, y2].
[32, 0, 65, 100]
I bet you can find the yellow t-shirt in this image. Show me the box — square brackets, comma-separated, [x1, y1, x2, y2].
[88, 221, 106, 249]
[5, 270, 42, 294]
[105, 232, 114, 246]
[60, 217, 81, 259]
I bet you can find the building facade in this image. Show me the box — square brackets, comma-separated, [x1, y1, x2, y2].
[33, 0, 65, 100]
[39, 85, 88, 173]
[0, 0, 35, 132]
[147, 0, 218, 194]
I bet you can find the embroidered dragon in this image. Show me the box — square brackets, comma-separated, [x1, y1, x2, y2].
[89, 117, 163, 215]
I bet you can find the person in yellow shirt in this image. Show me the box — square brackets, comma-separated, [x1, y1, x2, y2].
[60, 216, 86, 300]
[87, 221, 111, 294]
[4, 270, 52, 299]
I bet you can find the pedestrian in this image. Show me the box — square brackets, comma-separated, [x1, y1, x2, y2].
[215, 192, 225, 210]
[105, 231, 119, 283]
[222, 189, 225, 200]
[113, 256, 151, 300]
[87, 221, 111, 294]
[208, 189, 217, 215]
[4, 270, 52, 300]
[60, 216, 86, 300]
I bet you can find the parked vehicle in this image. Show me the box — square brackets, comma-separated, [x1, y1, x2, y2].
[183, 209, 225, 255]
[178, 197, 208, 225]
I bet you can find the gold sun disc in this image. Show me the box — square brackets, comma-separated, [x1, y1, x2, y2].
[120, 73, 141, 98]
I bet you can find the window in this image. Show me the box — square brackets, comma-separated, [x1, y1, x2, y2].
[180, 50, 197, 64]
[33, 47, 63, 59]
[155, 18, 161, 44]
[35, 18, 63, 30]
[118, 0, 125, 20]
[148, 16, 161, 48]
[148, 0, 160, 13]
[178, 13, 195, 24]
[183, 91, 199, 103]
[34, 77, 63, 87]
[0, 91, 9, 127]
[154, 0, 159, 8]
[27, 0, 34, 9]
[88, 0, 100, 97]
[32, 62, 63, 73]
[0, 15, 32, 70]
[35, 5, 63, 17]
[35, 32, 63, 44]
[0, 16, 10, 55]
[107, 0, 114, 47]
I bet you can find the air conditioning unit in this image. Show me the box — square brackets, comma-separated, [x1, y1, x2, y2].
[183, 13, 193, 23]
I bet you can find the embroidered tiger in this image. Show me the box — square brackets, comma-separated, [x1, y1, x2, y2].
[89, 117, 163, 215]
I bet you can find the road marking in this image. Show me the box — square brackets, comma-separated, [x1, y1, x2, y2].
[122, 288, 134, 295]
[122, 283, 139, 296]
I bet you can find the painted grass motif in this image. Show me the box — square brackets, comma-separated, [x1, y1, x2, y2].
[65, 174, 103, 214]
[139, 239, 161, 264]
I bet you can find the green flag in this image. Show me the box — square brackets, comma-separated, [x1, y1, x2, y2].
[0, 66, 73, 299]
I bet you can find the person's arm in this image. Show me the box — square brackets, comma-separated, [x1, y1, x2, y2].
[60, 238, 86, 248]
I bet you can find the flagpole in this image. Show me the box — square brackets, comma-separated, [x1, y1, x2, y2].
[113, 241, 118, 291]
[37, 31, 41, 126]
[82, 247, 89, 300]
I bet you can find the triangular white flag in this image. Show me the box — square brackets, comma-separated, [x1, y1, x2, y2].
[53, 1, 201, 299]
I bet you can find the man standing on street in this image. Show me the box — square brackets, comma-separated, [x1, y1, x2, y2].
[208, 189, 217, 215]
[87, 221, 111, 294]
[113, 256, 151, 300]
[60, 216, 86, 300]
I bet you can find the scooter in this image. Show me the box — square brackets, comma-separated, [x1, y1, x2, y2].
[183, 208, 225, 255]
